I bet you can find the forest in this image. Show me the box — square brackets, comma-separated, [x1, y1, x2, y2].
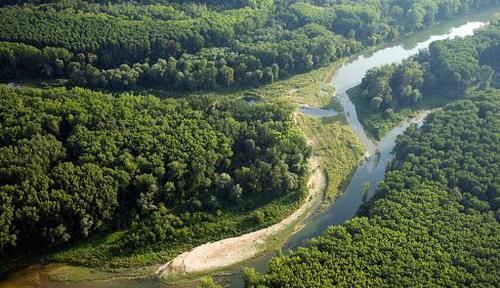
[0, 0, 498, 91]
[245, 88, 500, 287]
[351, 19, 500, 139]
[0, 85, 310, 268]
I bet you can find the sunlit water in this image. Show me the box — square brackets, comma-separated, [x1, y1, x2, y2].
[298, 106, 338, 117]
[1, 9, 498, 288]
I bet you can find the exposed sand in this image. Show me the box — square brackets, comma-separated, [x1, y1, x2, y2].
[156, 156, 326, 277]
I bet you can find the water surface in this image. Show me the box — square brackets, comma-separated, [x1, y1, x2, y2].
[298, 106, 338, 117]
[215, 11, 496, 288]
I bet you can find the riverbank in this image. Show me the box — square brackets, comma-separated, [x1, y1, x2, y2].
[346, 74, 456, 141]
[210, 14, 498, 287]
[0, 58, 363, 288]
[156, 155, 326, 279]
[2, 10, 497, 288]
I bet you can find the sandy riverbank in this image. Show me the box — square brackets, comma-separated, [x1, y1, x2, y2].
[156, 155, 326, 278]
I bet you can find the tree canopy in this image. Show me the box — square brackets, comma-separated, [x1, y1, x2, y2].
[352, 20, 500, 139]
[244, 19, 500, 288]
[0, 85, 309, 268]
[0, 0, 497, 91]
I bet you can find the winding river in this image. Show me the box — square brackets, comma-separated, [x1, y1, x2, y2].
[1, 9, 498, 288]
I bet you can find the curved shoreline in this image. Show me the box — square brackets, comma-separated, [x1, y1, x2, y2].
[155, 155, 326, 278]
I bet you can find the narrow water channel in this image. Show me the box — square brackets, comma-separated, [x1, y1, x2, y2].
[1, 9, 498, 288]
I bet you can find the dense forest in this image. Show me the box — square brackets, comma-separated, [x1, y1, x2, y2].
[245, 88, 500, 287]
[351, 19, 500, 139]
[0, 0, 498, 91]
[0, 85, 309, 268]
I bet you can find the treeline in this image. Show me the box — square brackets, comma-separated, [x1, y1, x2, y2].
[245, 88, 500, 287]
[285, 0, 494, 43]
[0, 0, 497, 91]
[0, 85, 309, 266]
[353, 20, 500, 139]
[0, 27, 350, 90]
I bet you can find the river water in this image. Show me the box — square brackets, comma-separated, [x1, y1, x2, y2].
[1, 9, 498, 288]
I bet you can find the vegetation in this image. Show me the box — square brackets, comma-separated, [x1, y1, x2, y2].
[235, 62, 340, 108]
[0, 0, 498, 91]
[0, 85, 310, 269]
[199, 276, 223, 288]
[0, 0, 499, 283]
[245, 88, 500, 288]
[208, 59, 364, 202]
[351, 19, 500, 139]
[296, 115, 363, 201]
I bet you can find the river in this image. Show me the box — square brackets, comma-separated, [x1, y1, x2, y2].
[0, 9, 498, 288]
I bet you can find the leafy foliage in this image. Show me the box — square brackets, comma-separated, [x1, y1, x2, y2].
[0, 0, 497, 91]
[352, 20, 500, 139]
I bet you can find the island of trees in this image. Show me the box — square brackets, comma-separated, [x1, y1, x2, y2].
[350, 19, 500, 139]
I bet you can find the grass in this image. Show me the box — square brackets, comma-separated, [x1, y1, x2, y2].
[160, 66, 365, 283]
[157, 61, 344, 108]
[161, 180, 323, 284]
[296, 115, 363, 201]
[232, 61, 364, 202]
[233, 63, 340, 108]
[348, 85, 451, 140]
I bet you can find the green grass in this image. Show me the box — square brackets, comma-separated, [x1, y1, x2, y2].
[234, 63, 340, 108]
[348, 85, 450, 140]
[227, 61, 363, 202]
[152, 61, 344, 108]
[296, 115, 363, 201]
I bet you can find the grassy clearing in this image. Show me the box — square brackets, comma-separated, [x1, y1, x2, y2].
[165, 61, 343, 108]
[236, 63, 340, 107]
[229, 60, 363, 202]
[154, 63, 363, 283]
[296, 115, 363, 201]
